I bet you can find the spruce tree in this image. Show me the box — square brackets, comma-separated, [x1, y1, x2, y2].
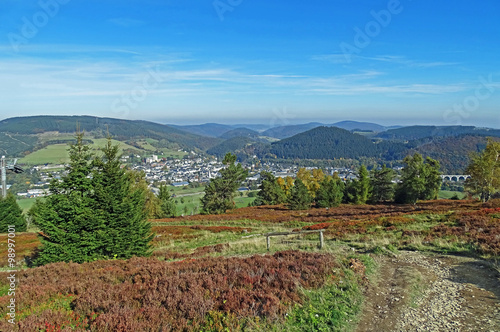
[287, 179, 313, 210]
[0, 193, 27, 233]
[157, 184, 176, 217]
[315, 176, 344, 208]
[201, 153, 248, 214]
[91, 138, 154, 259]
[30, 132, 105, 265]
[30, 134, 154, 265]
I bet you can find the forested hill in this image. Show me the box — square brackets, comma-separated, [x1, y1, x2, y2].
[0, 116, 221, 151]
[376, 125, 500, 140]
[269, 126, 407, 160]
[413, 135, 500, 174]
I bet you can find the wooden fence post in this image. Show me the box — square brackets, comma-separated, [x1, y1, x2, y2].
[267, 236, 271, 251]
[319, 230, 324, 249]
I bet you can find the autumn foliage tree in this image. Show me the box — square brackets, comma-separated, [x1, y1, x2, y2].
[465, 138, 500, 202]
[296, 168, 325, 197]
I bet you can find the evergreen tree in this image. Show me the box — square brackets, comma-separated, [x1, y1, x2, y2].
[30, 132, 105, 265]
[395, 153, 441, 204]
[257, 171, 285, 205]
[356, 165, 371, 204]
[370, 165, 395, 203]
[157, 184, 176, 217]
[201, 153, 248, 214]
[315, 175, 344, 208]
[0, 193, 27, 233]
[343, 179, 357, 204]
[91, 138, 154, 259]
[287, 179, 313, 210]
[30, 134, 154, 265]
[343, 166, 371, 204]
[465, 139, 500, 202]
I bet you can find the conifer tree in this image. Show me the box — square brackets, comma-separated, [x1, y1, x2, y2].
[343, 165, 371, 204]
[201, 153, 248, 214]
[30, 134, 154, 265]
[157, 183, 176, 217]
[0, 193, 27, 233]
[30, 132, 104, 265]
[287, 179, 313, 210]
[395, 153, 441, 204]
[91, 138, 154, 259]
[356, 165, 371, 204]
[370, 165, 395, 203]
[257, 171, 285, 205]
[315, 175, 344, 208]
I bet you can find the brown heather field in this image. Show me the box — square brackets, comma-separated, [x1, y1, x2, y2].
[1, 199, 499, 331]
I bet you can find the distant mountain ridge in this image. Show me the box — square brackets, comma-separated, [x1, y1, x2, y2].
[3, 116, 500, 172]
[376, 125, 500, 140]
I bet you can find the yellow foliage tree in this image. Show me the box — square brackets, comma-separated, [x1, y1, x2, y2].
[277, 176, 294, 197]
[296, 168, 325, 197]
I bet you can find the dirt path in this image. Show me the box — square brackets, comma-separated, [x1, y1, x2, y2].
[356, 251, 500, 332]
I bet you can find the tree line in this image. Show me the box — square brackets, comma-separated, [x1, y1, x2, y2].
[253, 153, 442, 210]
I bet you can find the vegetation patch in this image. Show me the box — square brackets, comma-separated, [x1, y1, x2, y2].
[0, 251, 363, 331]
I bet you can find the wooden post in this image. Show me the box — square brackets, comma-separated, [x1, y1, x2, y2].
[319, 231, 324, 249]
[267, 236, 271, 251]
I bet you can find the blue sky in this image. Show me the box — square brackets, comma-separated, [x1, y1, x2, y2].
[1, 0, 499, 127]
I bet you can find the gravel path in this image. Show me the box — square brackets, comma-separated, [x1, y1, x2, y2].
[356, 251, 500, 332]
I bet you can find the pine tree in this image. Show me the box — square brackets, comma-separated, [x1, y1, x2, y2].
[201, 153, 248, 214]
[0, 193, 27, 233]
[157, 184, 176, 217]
[257, 171, 285, 205]
[315, 176, 344, 208]
[287, 179, 313, 210]
[370, 165, 395, 203]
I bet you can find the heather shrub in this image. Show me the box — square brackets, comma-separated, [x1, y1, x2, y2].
[0, 251, 341, 331]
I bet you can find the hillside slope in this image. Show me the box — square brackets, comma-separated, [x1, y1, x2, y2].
[0, 116, 222, 156]
[269, 126, 407, 160]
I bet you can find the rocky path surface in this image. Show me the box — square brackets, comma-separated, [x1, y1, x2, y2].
[356, 251, 500, 332]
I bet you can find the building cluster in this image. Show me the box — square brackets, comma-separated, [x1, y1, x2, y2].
[12, 155, 406, 198]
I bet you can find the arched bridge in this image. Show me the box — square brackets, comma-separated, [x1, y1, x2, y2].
[441, 175, 471, 182]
